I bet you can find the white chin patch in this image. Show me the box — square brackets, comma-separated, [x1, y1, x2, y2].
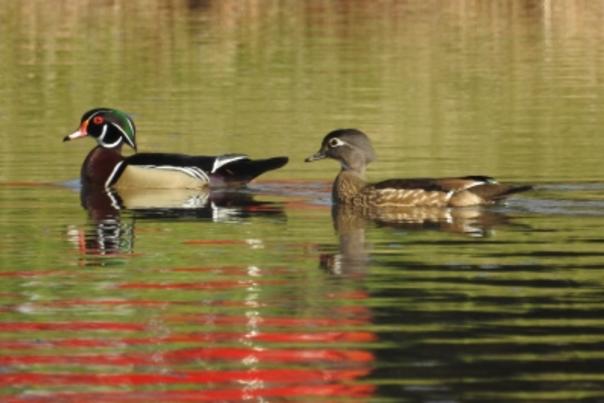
[99, 125, 122, 148]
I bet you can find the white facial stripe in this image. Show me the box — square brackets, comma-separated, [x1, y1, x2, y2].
[125, 117, 135, 139]
[109, 121, 134, 148]
[88, 110, 103, 120]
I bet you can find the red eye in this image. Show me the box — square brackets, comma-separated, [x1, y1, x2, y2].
[93, 116, 104, 125]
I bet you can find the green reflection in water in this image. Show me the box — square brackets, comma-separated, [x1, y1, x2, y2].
[1, 1, 604, 183]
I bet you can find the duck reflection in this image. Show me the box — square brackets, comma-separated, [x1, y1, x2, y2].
[366, 205, 514, 237]
[320, 206, 371, 276]
[69, 184, 284, 256]
[321, 204, 516, 275]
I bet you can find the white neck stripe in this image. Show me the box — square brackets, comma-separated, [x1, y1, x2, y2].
[110, 121, 134, 148]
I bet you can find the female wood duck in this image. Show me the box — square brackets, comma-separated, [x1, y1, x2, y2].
[64, 108, 288, 189]
[305, 129, 531, 207]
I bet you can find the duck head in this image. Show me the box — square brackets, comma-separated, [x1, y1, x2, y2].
[305, 129, 375, 174]
[64, 108, 137, 151]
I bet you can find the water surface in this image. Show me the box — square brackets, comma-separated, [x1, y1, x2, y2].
[1, 1, 604, 401]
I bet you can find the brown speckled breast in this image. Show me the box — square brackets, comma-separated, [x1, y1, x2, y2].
[333, 171, 368, 205]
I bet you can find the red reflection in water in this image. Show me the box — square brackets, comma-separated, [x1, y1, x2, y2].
[5, 382, 373, 402]
[186, 313, 369, 327]
[0, 368, 370, 386]
[166, 346, 373, 363]
[0, 330, 375, 350]
[0, 347, 372, 366]
[0, 265, 375, 400]
[118, 279, 286, 290]
[0, 313, 374, 399]
[0, 322, 144, 332]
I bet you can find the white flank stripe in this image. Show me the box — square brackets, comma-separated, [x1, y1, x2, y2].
[150, 165, 210, 182]
[106, 163, 211, 188]
[211, 154, 248, 174]
[105, 161, 124, 188]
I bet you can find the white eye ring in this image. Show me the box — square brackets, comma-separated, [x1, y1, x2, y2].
[328, 137, 345, 148]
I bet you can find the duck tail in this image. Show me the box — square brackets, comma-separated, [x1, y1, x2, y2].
[215, 156, 289, 185]
[470, 183, 533, 202]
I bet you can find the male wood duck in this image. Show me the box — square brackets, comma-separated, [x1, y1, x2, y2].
[305, 129, 531, 207]
[64, 108, 288, 189]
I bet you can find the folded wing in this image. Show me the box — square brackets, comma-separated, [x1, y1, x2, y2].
[106, 153, 288, 189]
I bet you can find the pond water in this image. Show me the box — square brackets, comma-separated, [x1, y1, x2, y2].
[2, 1, 604, 401]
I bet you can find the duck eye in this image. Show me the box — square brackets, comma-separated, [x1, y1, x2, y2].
[328, 138, 342, 148]
[92, 116, 104, 125]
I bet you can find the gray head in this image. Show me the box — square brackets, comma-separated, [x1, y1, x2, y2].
[305, 129, 376, 173]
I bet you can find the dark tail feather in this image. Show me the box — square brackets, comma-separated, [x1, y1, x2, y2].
[215, 156, 288, 185]
[471, 184, 533, 202]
